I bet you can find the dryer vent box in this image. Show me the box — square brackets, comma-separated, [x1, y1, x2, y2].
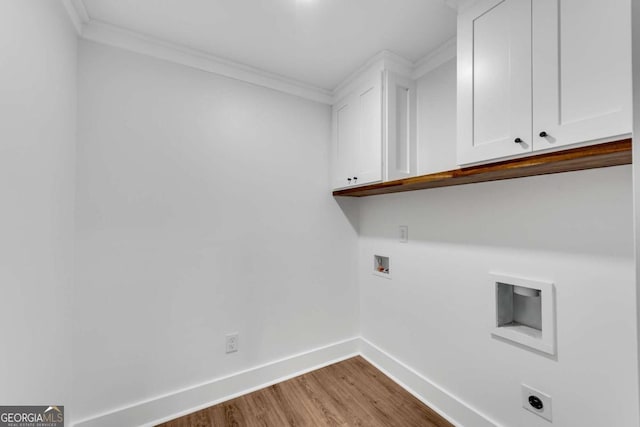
[491, 274, 555, 355]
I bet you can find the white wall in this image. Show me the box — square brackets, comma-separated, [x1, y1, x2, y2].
[4, 5, 635, 425]
[0, 0, 77, 409]
[632, 0, 640, 418]
[73, 41, 359, 421]
[359, 60, 639, 426]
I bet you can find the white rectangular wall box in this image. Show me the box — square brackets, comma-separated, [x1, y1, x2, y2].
[490, 273, 556, 355]
[373, 255, 391, 279]
[399, 225, 408, 243]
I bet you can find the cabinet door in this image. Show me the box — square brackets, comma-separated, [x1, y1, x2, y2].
[532, 0, 632, 151]
[332, 94, 357, 189]
[354, 72, 383, 185]
[457, 0, 532, 165]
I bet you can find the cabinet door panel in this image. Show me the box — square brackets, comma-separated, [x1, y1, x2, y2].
[532, 0, 631, 151]
[385, 71, 417, 181]
[332, 95, 357, 189]
[355, 73, 382, 185]
[458, 0, 532, 165]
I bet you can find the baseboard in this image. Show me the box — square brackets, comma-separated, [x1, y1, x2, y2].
[72, 337, 360, 427]
[72, 337, 501, 427]
[359, 338, 501, 427]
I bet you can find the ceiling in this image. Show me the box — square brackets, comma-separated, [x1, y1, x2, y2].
[78, 0, 457, 91]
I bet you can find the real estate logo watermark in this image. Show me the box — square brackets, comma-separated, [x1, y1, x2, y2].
[0, 406, 64, 427]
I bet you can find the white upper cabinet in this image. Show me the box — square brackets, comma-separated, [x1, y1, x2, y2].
[355, 72, 384, 186]
[332, 95, 358, 190]
[532, 0, 631, 152]
[458, 0, 532, 164]
[332, 55, 417, 190]
[457, 0, 631, 165]
[332, 70, 383, 189]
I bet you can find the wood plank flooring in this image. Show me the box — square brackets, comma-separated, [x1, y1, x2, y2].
[157, 356, 454, 427]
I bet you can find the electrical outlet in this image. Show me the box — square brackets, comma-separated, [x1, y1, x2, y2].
[522, 384, 552, 422]
[399, 225, 408, 243]
[225, 333, 239, 353]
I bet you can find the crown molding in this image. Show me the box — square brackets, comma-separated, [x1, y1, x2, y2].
[61, 0, 456, 105]
[379, 50, 415, 78]
[443, 0, 460, 9]
[411, 37, 457, 80]
[332, 51, 386, 99]
[71, 0, 90, 23]
[333, 38, 457, 102]
[380, 50, 415, 73]
[61, 0, 333, 104]
[332, 50, 415, 102]
[81, 20, 334, 104]
[60, 0, 85, 35]
[443, 0, 477, 13]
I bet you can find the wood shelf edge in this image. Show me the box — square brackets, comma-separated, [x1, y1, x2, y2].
[332, 139, 632, 198]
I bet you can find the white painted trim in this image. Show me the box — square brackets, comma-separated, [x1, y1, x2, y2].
[81, 20, 334, 104]
[444, 0, 478, 13]
[359, 337, 501, 427]
[72, 337, 361, 427]
[412, 37, 457, 80]
[60, 0, 84, 35]
[334, 50, 399, 94]
[443, 0, 461, 9]
[71, 0, 90, 23]
[61, 0, 334, 103]
[62, 0, 456, 104]
[333, 50, 414, 102]
[71, 337, 504, 427]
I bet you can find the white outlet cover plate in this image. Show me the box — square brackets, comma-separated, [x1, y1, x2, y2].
[225, 333, 238, 353]
[399, 225, 408, 243]
[522, 384, 552, 422]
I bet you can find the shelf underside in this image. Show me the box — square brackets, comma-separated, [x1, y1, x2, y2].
[333, 139, 632, 197]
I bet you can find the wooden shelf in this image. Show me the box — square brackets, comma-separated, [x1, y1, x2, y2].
[333, 139, 632, 197]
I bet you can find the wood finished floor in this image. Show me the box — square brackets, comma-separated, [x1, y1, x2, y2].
[157, 356, 454, 427]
